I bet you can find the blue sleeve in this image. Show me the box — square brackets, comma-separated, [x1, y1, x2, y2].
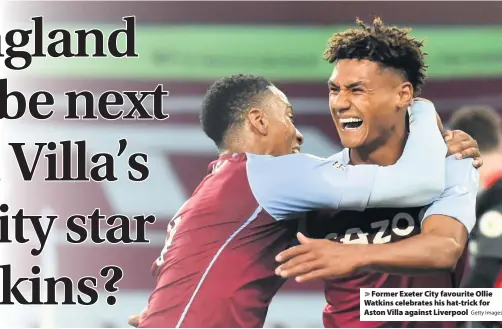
[246, 101, 447, 221]
[423, 156, 479, 233]
[247, 153, 377, 220]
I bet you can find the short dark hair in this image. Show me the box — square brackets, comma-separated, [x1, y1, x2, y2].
[200, 74, 273, 148]
[323, 17, 427, 96]
[448, 105, 501, 153]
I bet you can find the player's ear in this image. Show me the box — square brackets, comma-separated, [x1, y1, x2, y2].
[247, 107, 268, 136]
[397, 82, 413, 110]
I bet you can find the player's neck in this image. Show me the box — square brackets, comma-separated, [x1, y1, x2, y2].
[349, 124, 408, 166]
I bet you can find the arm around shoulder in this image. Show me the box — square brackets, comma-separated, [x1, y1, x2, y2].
[366, 100, 447, 208]
[246, 153, 377, 220]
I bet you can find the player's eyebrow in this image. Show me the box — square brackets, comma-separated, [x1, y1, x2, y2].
[346, 81, 364, 88]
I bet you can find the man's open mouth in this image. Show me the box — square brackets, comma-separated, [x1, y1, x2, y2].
[340, 117, 363, 130]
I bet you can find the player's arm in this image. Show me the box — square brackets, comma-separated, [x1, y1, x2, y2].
[274, 156, 479, 281]
[247, 100, 447, 220]
[358, 155, 479, 275]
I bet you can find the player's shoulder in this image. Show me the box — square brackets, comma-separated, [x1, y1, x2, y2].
[444, 155, 479, 187]
[326, 149, 348, 163]
[445, 154, 475, 172]
[206, 153, 248, 174]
